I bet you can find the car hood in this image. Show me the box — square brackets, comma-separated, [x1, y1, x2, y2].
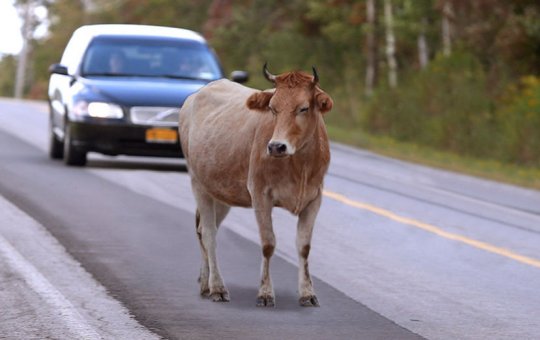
[77, 76, 211, 107]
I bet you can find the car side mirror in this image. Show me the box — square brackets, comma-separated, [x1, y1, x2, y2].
[230, 70, 249, 84]
[49, 63, 69, 75]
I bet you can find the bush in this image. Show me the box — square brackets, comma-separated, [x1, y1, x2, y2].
[364, 52, 495, 157]
[495, 76, 540, 166]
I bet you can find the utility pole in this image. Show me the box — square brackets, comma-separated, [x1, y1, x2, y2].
[14, 2, 35, 99]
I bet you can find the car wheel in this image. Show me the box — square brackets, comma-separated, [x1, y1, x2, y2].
[48, 117, 64, 159]
[64, 123, 87, 166]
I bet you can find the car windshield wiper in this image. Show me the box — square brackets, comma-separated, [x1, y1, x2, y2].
[155, 74, 212, 81]
[83, 72, 135, 77]
[83, 72, 212, 81]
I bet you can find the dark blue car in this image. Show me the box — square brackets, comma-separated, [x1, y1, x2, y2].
[48, 24, 247, 166]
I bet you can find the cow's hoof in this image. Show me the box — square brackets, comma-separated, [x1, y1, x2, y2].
[210, 292, 230, 302]
[299, 295, 320, 307]
[256, 295, 275, 307]
[200, 287, 210, 297]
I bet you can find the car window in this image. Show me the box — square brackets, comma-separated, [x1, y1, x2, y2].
[81, 36, 222, 80]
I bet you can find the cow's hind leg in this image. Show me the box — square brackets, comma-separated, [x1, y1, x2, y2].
[195, 209, 210, 296]
[215, 201, 230, 229]
[296, 193, 322, 307]
[193, 183, 229, 302]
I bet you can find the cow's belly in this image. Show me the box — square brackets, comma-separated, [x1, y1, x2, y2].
[189, 157, 253, 207]
[206, 181, 252, 207]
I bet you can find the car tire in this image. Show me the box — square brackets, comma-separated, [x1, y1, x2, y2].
[64, 123, 87, 166]
[48, 117, 64, 159]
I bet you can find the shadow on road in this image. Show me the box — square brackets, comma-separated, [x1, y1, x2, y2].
[218, 284, 304, 312]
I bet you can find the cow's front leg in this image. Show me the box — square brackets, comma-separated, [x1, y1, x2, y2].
[296, 192, 322, 307]
[253, 196, 276, 307]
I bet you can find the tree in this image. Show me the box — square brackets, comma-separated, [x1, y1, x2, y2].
[365, 0, 378, 96]
[89, 0, 212, 31]
[27, 0, 86, 98]
[417, 17, 429, 68]
[14, 0, 47, 98]
[0, 55, 17, 97]
[440, 0, 453, 56]
[384, 0, 398, 87]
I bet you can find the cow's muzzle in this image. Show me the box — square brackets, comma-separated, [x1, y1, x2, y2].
[267, 141, 289, 157]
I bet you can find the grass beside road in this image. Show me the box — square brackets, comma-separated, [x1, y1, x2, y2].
[327, 125, 540, 191]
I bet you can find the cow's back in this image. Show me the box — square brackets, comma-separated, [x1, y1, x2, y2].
[179, 79, 264, 206]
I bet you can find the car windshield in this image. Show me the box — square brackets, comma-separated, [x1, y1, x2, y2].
[81, 36, 222, 81]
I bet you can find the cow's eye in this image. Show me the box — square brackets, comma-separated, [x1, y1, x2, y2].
[299, 107, 309, 114]
[269, 106, 277, 115]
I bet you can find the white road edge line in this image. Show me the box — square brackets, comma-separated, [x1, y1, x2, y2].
[0, 233, 102, 339]
[0, 193, 161, 340]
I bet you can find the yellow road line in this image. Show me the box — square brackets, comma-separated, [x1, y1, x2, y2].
[323, 190, 540, 269]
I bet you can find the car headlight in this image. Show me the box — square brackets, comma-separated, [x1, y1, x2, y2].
[88, 102, 124, 118]
[72, 101, 124, 119]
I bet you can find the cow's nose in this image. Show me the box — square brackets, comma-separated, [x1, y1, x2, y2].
[267, 141, 287, 156]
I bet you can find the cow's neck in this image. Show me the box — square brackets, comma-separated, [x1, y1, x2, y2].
[289, 120, 329, 214]
[293, 118, 328, 169]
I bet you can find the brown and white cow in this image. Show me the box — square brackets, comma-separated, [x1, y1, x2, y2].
[178, 64, 333, 307]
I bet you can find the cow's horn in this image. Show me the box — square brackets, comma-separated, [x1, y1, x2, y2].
[312, 66, 319, 85]
[263, 62, 276, 83]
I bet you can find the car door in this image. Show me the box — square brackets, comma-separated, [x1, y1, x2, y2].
[48, 29, 91, 137]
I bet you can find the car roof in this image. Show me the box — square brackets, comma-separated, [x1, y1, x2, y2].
[73, 24, 206, 43]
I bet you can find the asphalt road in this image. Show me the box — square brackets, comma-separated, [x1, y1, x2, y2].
[1, 98, 539, 339]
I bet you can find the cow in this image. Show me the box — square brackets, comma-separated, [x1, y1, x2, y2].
[178, 64, 333, 307]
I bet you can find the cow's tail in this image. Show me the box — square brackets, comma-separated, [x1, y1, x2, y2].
[195, 209, 201, 239]
[195, 208, 202, 284]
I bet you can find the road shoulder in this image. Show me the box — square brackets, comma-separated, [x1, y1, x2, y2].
[0, 193, 160, 340]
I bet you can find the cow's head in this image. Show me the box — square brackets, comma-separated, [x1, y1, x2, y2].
[246, 63, 333, 157]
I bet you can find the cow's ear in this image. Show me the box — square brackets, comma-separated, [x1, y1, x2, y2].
[315, 90, 333, 114]
[246, 91, 273, 112]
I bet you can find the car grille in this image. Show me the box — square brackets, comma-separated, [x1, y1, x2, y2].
[130, 106, 179, 126]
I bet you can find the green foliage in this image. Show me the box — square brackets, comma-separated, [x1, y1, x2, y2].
[25, 0, 87, 98]
[306, 0, 363, 47]
[0, 55, 17, 97]
[210, 1, 323, 86]
[364, 53, 540, 167]
[495, 76, 540, 165]
[89, 0, 212, 31]
[364, 52, 494, 156]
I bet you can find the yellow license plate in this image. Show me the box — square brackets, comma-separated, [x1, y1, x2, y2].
[145, 128, 177, 143]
